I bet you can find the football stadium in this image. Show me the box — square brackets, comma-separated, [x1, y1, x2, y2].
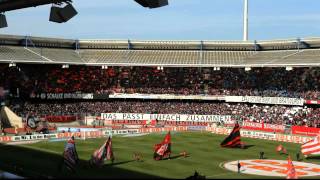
[1, 0, 320, 179]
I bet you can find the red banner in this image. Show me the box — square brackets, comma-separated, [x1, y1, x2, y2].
[45, 116, 77, 123]
[139, 126, 188, 133]
[263, 123, 286, 133]
[111, 120, 207, 126]
[0, 136, 12, 142]
[291, 126, 320, 136]
[242, 121, 285, 133]
[305, 100, 320, 105]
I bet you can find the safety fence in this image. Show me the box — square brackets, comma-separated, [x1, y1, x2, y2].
[0, 126, 188, 143]
[0, 125, 315, 144]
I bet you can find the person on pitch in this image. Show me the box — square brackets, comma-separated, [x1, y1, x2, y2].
[259, 151, 264, 159]
[237, 161, 241, 173]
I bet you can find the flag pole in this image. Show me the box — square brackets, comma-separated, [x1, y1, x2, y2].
[243, 0, 249, 41]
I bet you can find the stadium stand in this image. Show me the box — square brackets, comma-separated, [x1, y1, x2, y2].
[0, 46, 42, 62]
[0, 64, 320, 98]
[11, 101, 320, 128]
[79, 50, 257, 65]
[26, 47, 83, 63]
[1, 35, 320, 66]
[0, 34, 320, 127]
[281, 49, 320, 64]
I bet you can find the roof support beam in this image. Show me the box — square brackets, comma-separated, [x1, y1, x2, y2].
[0, 0, 68, 12]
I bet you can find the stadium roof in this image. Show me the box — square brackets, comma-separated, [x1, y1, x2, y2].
[0, 34, 320, 67]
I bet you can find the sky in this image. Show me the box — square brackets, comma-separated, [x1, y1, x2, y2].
[1, 0, 320, 41]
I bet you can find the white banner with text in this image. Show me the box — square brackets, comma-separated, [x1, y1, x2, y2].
[101, 113, 233, 123]
[109, 93, 224, 101]
[225, 96, 304, 106]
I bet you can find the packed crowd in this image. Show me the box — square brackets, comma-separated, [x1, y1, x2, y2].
[14, 101, 320, 127]
[1, 64, 320, 99]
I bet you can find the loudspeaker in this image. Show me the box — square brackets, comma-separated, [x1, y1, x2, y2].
[49, 3, 77, 23]
[0, 14, 8, 28]
[134, 0, 149, 7]
[49, 6, 64, 23]
[148, 0, 168, 8]
[59, 3, 78, 22]
[135, 0, 168, 8]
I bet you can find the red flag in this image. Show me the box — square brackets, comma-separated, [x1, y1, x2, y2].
[63, 137, 79, 172]
[90, 136, 114, 167]
[106, 137, 114, 161]
[301, 134, 320, 157]
[287, 156, 298, 179]
[153, 131, 171, 160]
[162, 131, 171, 144]
[220, 122, 242, 148]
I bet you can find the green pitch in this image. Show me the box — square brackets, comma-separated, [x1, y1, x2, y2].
[0, 131, 319, 179]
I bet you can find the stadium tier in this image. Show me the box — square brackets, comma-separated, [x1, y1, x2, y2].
[0, 46, 43, 62]
[1, 34, 320, 66]
[79, 50, 257, 65]
[1, 64, 320, 98]
[14, 101, 320, 127]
